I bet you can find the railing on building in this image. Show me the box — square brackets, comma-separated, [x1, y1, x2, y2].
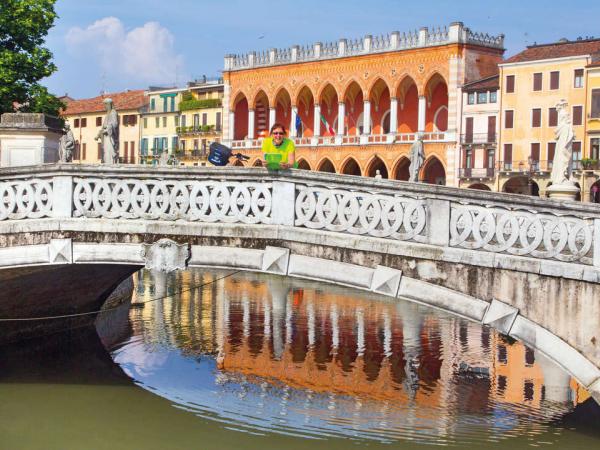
[461, 133, 497, 145]
[458, 167, 495, 179]
[224, 23, 504, 71]
[497, 160, 553, 173]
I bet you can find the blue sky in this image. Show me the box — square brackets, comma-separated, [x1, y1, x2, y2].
[44, 0, 600, 99]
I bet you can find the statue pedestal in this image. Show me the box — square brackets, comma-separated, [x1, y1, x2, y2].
[547, 182, 580, 201]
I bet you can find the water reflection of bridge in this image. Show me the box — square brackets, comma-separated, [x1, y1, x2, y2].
[132, 269, 590, 414]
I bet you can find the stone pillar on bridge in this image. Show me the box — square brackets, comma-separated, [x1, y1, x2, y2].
[389, 98, 398, 135]
[247, 109, 255, 139]
[418, 96, 427, 134]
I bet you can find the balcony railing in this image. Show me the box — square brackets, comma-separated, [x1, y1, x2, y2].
[461, 133, 497, 144]
[497, 160, 553, 173]
[458, 167, 495, 179]
[228, 132, 454, 149]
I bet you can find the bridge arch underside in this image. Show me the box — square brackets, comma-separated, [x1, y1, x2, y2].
[1, 220, 600, 403]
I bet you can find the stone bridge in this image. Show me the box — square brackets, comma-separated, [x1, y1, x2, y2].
[1, 164, 599, 402]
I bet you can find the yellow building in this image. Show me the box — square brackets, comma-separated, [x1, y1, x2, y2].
[140, 87, 186, 164]
[585, 59, 600, 203]
[176, 78, 224, 166]
[62, 90, 147, 164]
[498, 39, 600, 198]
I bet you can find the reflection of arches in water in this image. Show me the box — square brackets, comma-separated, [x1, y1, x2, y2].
[591, 180, 600, 203]
[393, 157, 410, 181]
[341, 157, 361, 176]
[367, 156, 388, 179]
[317, 158, 336, 173]
[297, 158, 311, 170]
[467, 183, 491, 191]
[421, 157, 446, 185]
[503, 176, 539, 196]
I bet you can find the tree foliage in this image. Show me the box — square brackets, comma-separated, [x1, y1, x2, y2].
[0, 0, 63, 115]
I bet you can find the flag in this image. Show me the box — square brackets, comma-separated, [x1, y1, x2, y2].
[320, 114, 335, 135]
[295, 113, 302, 136]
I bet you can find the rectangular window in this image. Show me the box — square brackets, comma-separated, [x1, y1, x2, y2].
[486, 148, 495, 169]
[465, 148, 473, 168]
[550, 71, 560, 90]
[202, 113, 207, 126]
[97, 142, 102, 159]
[216, 112, 222, 131]
[172, 136, 178, 151]
[161, 137, 168, 151]
[489, 91, 497, 103]
[122, 115, 128, 126]
[162, 97, 168, 113]
[467, 92, 475, 105]
[124, 141, 128, 162]
[532, 108, 541, 127]
[181, 115, 187, 127]
[82, 143, 86, 160]
[143, 118, 148, 128]
[505, 110, 514, 129]
[591, 138, 600, 160]
[465, 117, 474, 143]
[487, 116, 496, 142]
[193, 114, 199, 128]
[175, 116, 180, 127]
[162, 116, 167, 127]
[593, 89, 600, 118]
[574, 69, 584, 88]
[503, 144, 513, 170]
[506, 75, 515, 93]
[74, 118, 80, 128]
[193, 139, 199, 149]
[548, 142, 556, 163]
[498, 345, 508, 364]
[524, 381, 535, 401]
[81, 118, 87, 128]
[573, 141, 582, 161]
[525, 347, 535, 366]
[170, 97, 175, 112]
[533, 72, 542, 91]
[131, 115, 137, 126]
[181, 140, 186, 151]
[548, 107, 558, 127]
[130, 141, 135, 163]
[531, 143, 540, 166]
[150, 98, 156, 111]
[155, 117, 159, 128]
[153, 137, 159, 151]
[572, 105, 583, 126]
[477, 92, 487, 104]
[141, 138, 148, 155]
[96, 117, 102, 127]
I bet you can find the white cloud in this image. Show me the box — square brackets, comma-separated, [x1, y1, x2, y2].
[65, 17, 186, 87]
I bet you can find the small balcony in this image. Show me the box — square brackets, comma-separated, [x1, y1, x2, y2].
[458, 167, 495, 179]
[460, 133, 497, 145]
[497, 160, 552, 174]
[177, 125, 221, 136]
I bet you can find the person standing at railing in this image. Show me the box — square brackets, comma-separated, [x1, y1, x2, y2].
[260, 122, 296, 169]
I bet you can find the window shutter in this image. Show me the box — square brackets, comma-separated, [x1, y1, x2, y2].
[465, 117, 473, 142]
[96, 117, 102, 126]
[82, 143, 87, 160]
[532, 108, 541, 127]
[505, 110, 514, 128]
[531, 143, 540, 161]
[550, 71, 560, 90]
[533, 73, 542, 91]
[97, 143, 102, 159]
[548, 142, 556, 162]
[487, 116, 496, 142]
[572, 106, 583, 125]
[504, 144, 512, 162]
[548, 108, 557, 127]
[506, 75, 515, 93]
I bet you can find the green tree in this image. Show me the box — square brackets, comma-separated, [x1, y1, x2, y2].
[0, 0, 64, 116]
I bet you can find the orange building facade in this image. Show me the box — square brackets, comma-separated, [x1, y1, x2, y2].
[222, 22, 504, 186]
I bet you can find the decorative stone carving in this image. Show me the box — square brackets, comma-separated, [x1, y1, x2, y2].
[261, 246, 290, 274]
[72, 178, 272, 223]
[371, 265, 402, 297]
[49, 238, 73, 264]
[295, 185, 428, 242]
[58, 124, 75, 163]
[95, 98, 119, 164]
[0, 179, 53, 220]
[140, 239, 190, 272]
[450, 203, 594, 264]
[548, 99, 580, 200]
[482, 299, 519, 335]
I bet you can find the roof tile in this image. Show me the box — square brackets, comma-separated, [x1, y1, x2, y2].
[63, 90, 147, 115]
[504, 39, 600, 64]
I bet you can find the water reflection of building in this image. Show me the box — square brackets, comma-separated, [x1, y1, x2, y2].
[130, 269, 588, 416]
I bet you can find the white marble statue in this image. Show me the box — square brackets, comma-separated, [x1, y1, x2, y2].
[95, 98, 119, 164]
[408, 135, 425, 182]
[58, 123, 75, 162]
[550, 99, 575, 186]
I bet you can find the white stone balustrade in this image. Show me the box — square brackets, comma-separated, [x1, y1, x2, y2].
[1, 166, 600, 269]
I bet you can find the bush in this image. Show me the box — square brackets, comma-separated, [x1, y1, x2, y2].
[178, 98, 222, 111]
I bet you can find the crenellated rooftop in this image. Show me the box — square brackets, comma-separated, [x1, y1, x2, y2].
[224, 22, 504, 71]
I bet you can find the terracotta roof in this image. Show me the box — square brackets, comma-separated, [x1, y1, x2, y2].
[63, 90, 147, 115]
[504, 39, 600, 64]
[463, 74, 499, 91]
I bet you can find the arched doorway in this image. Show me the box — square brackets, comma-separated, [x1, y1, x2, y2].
[341, 158, 361, 176]
[591, 180, 600, 203]
[467, 183, 491, 191]
[317, 158, 336, 173]
[422, 157, 446, 185]
[424, 73, 448, 132]
[252, 90, 270, 138]
[393, 157, 411, 181]
[343, 80, 363, 135]
[396, 75, 418, 133]
[274, 88, 292, 131]
[367, 156, 388, 179]
[296, 86, 315, 137]
[368, 78, 391, 135]
[297, 159, 311, 170]
[318, 83, 338, 136]
[232, 159, 245, 167]
[233, 92, 249, 140]
[503, 176, 539, 196]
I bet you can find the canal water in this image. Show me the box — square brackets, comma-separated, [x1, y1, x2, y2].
[1, 268, 599, 450]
